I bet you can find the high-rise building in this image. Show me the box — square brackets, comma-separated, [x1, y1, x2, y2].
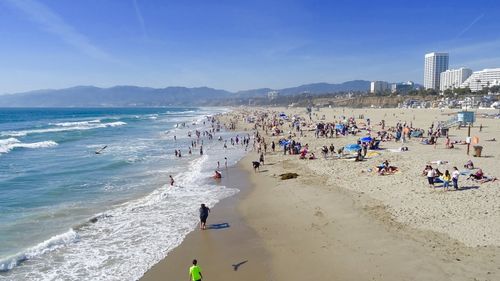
[439, 67, 472, 91]
[460, 68, 500, 92]
[424, 52, 449, 90]
[370, 81, 390, 95]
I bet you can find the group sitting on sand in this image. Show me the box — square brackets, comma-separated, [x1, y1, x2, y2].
[377, 160, 398, 175]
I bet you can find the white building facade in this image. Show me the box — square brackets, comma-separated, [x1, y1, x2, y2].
[370, 81, 390, 94]
[439, 67, 472, 91]
[424, 52, 449, 90]
[460, 68, 500, 92]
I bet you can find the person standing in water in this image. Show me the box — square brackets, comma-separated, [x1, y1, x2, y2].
[169, 175, 174, 186]
[224, 157, 228, 169]
[199, 204, 210, 230]
[189, 259, 203, 281]
[200, 145, 203, 155]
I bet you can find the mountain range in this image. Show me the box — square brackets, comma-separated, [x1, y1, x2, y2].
[0, 80, 371, 107]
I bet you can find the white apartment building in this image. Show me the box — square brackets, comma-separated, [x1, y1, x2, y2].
[460, 68, 500, 92]
[424, 52, 449, 90]
[370, 81, 390, 94]
[439, 67, 472, 91]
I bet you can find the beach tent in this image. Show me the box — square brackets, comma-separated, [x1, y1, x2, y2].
[344, 143, 361, 152]
[360, 136, 372, 143]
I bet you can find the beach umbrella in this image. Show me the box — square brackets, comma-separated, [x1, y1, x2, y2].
[360, 136, 372, 143]
[344, 143, 361, 152]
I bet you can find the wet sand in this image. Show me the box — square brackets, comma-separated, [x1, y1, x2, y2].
[140, 164, 270, 281]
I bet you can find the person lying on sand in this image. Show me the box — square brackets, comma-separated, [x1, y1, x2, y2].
[429, 160, 448, 165]
[467, 169, 484, 180]
[477, 176, 498, 183]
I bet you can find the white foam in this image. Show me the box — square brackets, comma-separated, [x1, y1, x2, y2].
[0, 138, 58, 154]
[1, 121, 126, 137]
[52, 119, 101, 127]
[0, 229, 79, 272]
[1, 109, 247, 280]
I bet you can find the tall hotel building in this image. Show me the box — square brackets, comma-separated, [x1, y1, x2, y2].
[439, 67, 472, 91]
[424, 52, 449, 90]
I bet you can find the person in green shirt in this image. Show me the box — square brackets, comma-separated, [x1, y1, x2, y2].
[189, 259, 203, 281]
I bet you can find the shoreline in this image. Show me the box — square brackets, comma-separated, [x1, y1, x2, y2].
[140, 159, 270, 281]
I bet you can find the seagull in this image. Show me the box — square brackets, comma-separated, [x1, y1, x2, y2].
[95, 145, 108, 154]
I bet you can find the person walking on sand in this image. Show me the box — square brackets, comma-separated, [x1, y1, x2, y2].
[189, 259, 203, 281]
[169, 175, 175, 186]
[452, 167, 460, 190]
[199, 204, 210, 230]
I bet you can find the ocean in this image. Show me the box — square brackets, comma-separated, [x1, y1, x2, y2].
[0, 107, 247, 280]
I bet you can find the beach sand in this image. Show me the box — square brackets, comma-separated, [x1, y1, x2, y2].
[142, 107, 500, 281]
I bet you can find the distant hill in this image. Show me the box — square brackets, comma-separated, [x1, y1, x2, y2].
[0, 86, 233, 107]
[0, 80, 372, 107]
[279, 80, 370, 95]
[235, 80, 370, 97]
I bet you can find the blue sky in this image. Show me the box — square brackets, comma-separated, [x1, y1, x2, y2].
[0, 0, 499, 93]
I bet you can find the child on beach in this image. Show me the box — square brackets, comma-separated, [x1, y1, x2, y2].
[189, 259, 203, 281]
[442, 170, 451, 191]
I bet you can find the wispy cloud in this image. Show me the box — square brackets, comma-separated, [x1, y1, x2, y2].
[454, 13, 484, 40]
[132, 0, 148, 39]
[4, 0, 114, 61]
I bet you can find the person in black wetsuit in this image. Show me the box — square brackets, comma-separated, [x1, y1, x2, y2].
[199, 204, 210, 230]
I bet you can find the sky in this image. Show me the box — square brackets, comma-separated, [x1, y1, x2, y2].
[0, 0, 499, 93]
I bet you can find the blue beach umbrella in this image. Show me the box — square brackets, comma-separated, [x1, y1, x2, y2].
[344, 143, 362, 152]
[360, 136, 372, 143]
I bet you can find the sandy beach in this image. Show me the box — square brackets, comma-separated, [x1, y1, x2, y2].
[142, 107, 500, 281]
[140, 164, 271, 281]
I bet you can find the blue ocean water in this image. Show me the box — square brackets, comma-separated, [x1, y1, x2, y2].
[0, 107, 247, 280]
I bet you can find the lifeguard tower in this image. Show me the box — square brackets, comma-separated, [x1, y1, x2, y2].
[457, 111, 475, 125]
[442, 111, 476, 129]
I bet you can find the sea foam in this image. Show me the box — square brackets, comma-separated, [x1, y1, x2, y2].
[1, 121, 126, 137]
[0, 138, 58, 154]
